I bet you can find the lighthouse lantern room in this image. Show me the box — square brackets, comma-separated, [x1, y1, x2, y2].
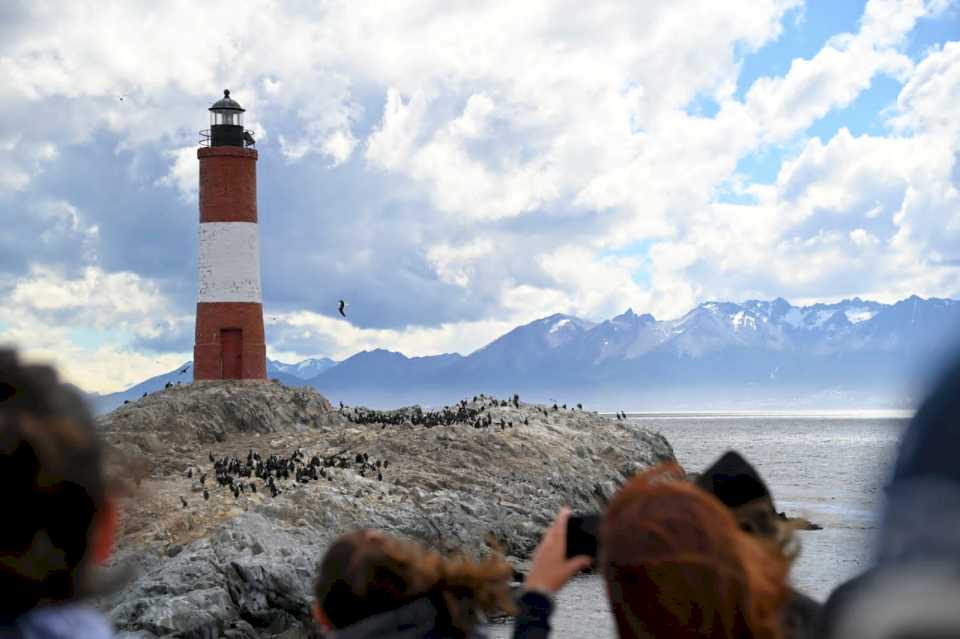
[207, 89, 246, 147]
[193, 89, 267, 381]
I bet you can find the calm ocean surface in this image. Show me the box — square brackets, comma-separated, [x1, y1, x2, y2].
[489, 411, 910, 639]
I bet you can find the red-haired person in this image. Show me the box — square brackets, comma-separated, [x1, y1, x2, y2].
[601, 463, 790, 639]
[312, 510, 590, 638]
[0, 350, 119, 638]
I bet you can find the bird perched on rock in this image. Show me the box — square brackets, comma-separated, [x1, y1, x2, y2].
[200, 473, 207, 485]
[203, 489, 209, 501]
[577, 403, 583, 410]
[338, 300, 348, 317]
[186, 468, 193, 479]
[179, 496, 188, 509]
[179, 367, 189, 375]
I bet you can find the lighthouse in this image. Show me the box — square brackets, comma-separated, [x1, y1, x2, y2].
[193, 90, 266, 381]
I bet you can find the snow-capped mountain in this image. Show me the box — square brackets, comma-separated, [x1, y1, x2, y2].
[91, 296, 960, 413]
[269, 357, 338, 379]
[302, 295, 959, 408]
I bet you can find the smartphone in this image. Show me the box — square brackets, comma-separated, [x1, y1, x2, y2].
[565, 513, 601, 559]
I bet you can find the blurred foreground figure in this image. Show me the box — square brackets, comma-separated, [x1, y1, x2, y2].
[0, 349, 117, 638]
[696, 451, 822, 639]
[313, 510, 589, 638]
[602, 464, 790, 639]
[825, 355, 960, 639]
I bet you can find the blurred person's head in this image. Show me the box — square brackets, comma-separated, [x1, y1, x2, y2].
[0, 349, 117, 624]
[313, 529, 515, 637]
[695, 451, 800, 559]
[877, 353, 960, 567]
[824, 354, 960, 638]
[601, 463, 789, 639]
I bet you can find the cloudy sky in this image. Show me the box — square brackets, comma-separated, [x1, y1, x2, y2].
[1, 0, 958, 392]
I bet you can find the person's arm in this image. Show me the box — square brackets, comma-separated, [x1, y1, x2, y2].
[511, 589, 554, 639]
[512, 507, 592, 639]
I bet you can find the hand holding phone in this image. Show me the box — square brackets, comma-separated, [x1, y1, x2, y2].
[524, 508, 594, 595]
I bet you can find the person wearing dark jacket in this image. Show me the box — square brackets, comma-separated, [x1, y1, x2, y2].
[822, 354, 960, 638]
[312, 508, 590, 638]
[695, 451, 823, 639]
[0, 349, 119, 638]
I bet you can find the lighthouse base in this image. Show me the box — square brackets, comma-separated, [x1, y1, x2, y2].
[194, 302, 267, 380]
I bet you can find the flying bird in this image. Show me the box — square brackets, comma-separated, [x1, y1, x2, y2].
[179, 366, 189, 375]
[243, 130, 256, 147]
[338, 300, 348, 317]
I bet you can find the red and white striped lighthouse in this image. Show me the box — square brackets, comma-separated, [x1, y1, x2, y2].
[193, 90, 267, 381]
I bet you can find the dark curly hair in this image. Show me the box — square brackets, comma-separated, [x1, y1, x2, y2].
[314, 530, 516, 637]
[0, 349, 107, 623]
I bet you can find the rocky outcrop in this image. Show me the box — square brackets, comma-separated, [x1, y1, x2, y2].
[97, 384, 674, 638]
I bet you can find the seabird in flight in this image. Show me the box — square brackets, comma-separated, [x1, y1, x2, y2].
[338, 300, 348, 317]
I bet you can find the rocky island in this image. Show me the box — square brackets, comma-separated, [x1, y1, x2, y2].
[95, 381, 675, 638]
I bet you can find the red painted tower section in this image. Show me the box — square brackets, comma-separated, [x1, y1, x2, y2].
[193, 91, 266, 381]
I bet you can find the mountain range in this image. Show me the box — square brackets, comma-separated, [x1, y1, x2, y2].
[89, 296, 960, 414]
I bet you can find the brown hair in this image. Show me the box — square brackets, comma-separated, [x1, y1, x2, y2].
[314, 530, 515, 637]
[0, 349, 108, 623]
[601, 463, 789, 639]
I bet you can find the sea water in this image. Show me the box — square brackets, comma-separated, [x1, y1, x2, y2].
[488, 412, 909, 639]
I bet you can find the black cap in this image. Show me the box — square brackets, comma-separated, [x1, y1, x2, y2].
[695, 450, 772, 508]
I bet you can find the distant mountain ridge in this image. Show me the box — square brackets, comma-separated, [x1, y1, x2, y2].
[269, 357, 338, 379]
[90, 296, 960, 413]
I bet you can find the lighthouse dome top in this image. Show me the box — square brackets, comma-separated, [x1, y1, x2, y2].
[209, 89, 245, 112]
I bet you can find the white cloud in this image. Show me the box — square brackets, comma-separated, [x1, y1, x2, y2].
[269, 311, 516, 361]
[321, 129, 358, 166]
[850, 228, 880, 247]
[366, 88, 429, 170]
[889, 40, 960, 142]
[2, 0, 959, 392]
[742, 0, 927, 144]
[157, 145, 199, 200]
[426, 239, 496, 288]
[11, 266, 165, 316]
[1, 266, 190, 392]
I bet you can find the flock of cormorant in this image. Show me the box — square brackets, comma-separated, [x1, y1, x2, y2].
[174, 393, 632, 508]
[180, 446, 388, 508]
[344, 394, 538, 430]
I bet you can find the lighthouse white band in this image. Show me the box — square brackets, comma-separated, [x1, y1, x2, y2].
[198, 222, 262, 303]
